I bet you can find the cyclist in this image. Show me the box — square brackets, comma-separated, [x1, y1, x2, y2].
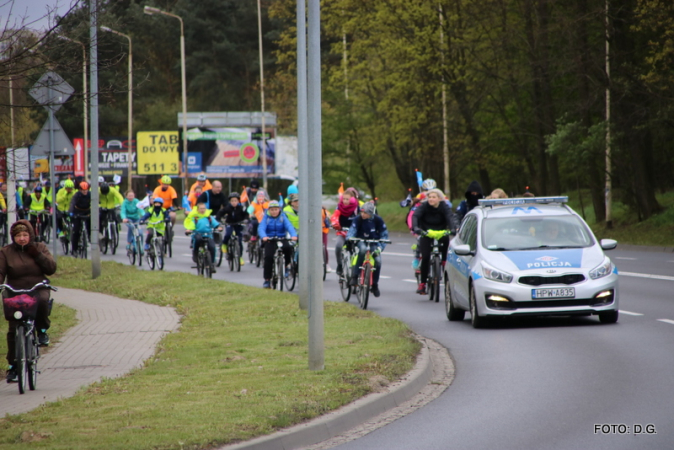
[282, 193, 300, 232]
[197, 180, 228, 217]
[152, 175, 179, 226]
[240, 179, 261, 207]
[24, 186, 51, 238]
[121, 189, 142, 250]
[184, 202, 222, 268]
[140, 198, 169, 252]
[330, 187, 359, 276]
[98, 182, 124, 231]
[189, 173, 212, 197]
[346, 202, 388, 298]
[455, 180, 484, 226]
[259, 200, 297, 289]
[216, 192, 249, 266]
[412, 188, 456, 295]
[69, 181, 92, 251]
[56, 179, 76, 238]
[247, 189, 269, 240]
[1, 220, 56, 382]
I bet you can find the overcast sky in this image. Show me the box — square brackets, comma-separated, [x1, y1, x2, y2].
[0, 0, 79, 32]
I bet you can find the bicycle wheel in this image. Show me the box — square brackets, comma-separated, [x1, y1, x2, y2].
[203, 249, 213, 278]
[358, 265, 371, 310]
[155, 239, 165, 270]
[233, 240, 241, 272]
[323, 244, 328, 281]
[275, 252, 284, 292]
[228, 242, 235, 271]
[111, 222, 119, 255]
[284, 259, 297, 291]
[61, 235, 70, 255]
[165, 225, 173, 258]
[43, 220, 51, 244]
[339, 253, 352, 302]
[27, 330, 38, 391]
[248, 242, 256, 264]
[257, 245, 263, 268]
[428, 256, 437, 301]
[81, 229, 89, 259]
[217, 242, 224, 268]
[127, 241, 136, 265]
[15, 325, 27, 394]
[100, 223, 109, 254]
[137, 237, 144, 267]
[146, 247, 156, 270]
[432, 257, 441, 303]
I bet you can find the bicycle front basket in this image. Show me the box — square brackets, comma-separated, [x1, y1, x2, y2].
[3, 294, 38, 320]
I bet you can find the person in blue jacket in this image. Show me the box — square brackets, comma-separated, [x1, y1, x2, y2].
[346, 201, 389, 298]
[259, 200, 297, 288]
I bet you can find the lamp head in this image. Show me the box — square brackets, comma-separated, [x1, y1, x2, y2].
[144, 6, 161, 15]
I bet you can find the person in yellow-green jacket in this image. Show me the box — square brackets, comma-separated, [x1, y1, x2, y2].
[184, 202, 222, 267]
[140, 197, 169, 252]
[98, 182, 124, 229]
[56, 179, 76, 237]
[25, 186, 51, 240]
[282, 193, 299, 234]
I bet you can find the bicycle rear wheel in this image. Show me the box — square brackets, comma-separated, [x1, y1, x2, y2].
[358, 265, 370, 310]
[339, 253, 352, 302]
[233, 241, 241, 272]
[27, 330, 38, 391]
[284, 260, 297, 291]
[111, 222, 119, 255]
[43, 220, 51, 244]
[15, 325, 27, 394]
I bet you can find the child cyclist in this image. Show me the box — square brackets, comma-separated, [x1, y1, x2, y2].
[259, 200, 297, 289]
[216, 192, 249, 266]
[140, 198, 169, 251]
[184, 202, 222, 269]
[346, 202, 389, 298]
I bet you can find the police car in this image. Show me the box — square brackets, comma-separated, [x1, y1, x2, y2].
[444, 197, 619, 328]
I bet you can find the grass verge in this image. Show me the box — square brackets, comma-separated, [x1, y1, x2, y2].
[0, 258, 420, 450]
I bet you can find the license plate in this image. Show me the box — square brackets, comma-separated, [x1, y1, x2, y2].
[532, 288, 575, 299]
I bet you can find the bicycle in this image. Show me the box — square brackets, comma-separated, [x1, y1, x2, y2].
[423, 230, 451, 302]
[347, 237, 391, 310]
[338, 237, 354, 302]
[248, 236, 264, 268]
[126, 221, 144, 267]
[267, 237, 291, 291]
[28, 211, 51, 244]
[72, 214, 90, 259]
[192, 232, 214, 278]
[59, 214, 72, 255]
[284, 240, 298, 291]
[99, 208, 119, 255]
[225, 222, 245, 272]
[143, 220, 165, 270]
[213, 226, 224, 267]
[2, 280, 57, 394]
[163, 211, 174, 258]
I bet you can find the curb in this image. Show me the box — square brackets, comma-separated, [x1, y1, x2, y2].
[218, 335, 441, 450]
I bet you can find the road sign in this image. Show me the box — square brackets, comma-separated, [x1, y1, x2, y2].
[29, 71, 74, 112]
[137, 131, 180, 174]
[31, 117, 75, 156]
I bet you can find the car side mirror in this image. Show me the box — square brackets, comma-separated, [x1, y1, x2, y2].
[600, 239, 617, 251]
[453, 244, 473, 256]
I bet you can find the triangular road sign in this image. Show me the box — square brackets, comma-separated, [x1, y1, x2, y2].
[29, 71, 74, 113]
[31, 117, 75, 156]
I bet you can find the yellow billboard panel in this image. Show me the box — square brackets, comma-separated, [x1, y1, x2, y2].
[136, 131, 180, 175]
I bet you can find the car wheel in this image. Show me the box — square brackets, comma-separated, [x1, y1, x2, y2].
[598, 310, 619, 324]
[470, 287, 488, 329]
[445, 272, 465, 321]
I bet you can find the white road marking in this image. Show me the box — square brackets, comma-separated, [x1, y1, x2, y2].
[620, 271, 674, 282]
[667, 260, 674, 263]
[403, 279, 417, 283]
[615, 257, 637, 260]
[619, 310, 643, 316]
[379, 276, 391, 279]
[657, 319, 674, 326]
[382, 252, 413, 257]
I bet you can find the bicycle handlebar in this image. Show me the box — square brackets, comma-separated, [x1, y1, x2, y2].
[0, 281, 57, 293]
[347, 238, 392, 244]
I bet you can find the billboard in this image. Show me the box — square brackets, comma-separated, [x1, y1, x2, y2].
[136, 131, 179, 175]
[73, 137, 137, 177]
[186, 127, 275, 178]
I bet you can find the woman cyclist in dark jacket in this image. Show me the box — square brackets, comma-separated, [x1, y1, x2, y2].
[412, 189, 456, 295]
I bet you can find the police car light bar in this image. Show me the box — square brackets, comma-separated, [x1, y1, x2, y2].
[478, 196, 569, 207]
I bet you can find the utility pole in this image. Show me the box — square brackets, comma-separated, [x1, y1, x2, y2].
[297, 0, 309, 311]
[605, 0, 612, 228]
[90, 0, 101, 277]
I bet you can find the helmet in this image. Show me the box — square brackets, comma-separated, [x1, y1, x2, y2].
[421, 179, 437, 190]
[161, 175, 172, 184]
[250, 179, 260, 189]
[361, 202, 376, 216]
[268, 200, 280, 208]
[100, 182, 110, 195]
[64, 179, 75, 189]
[197, 174, 207, 181]
[44, 180, 51, 187]
[228, 192, 241, 199]
[80, 181, 90, 190]
[287, 184, 298, 196]
[60, 180, 66, 188]
[288, 193, 299, 203]
[34, 186, 43, 193]
[98, 176, 105, 183]
[153, 197, 165, 206]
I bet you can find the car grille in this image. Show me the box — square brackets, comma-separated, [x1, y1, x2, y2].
[518, 274, 585, 286]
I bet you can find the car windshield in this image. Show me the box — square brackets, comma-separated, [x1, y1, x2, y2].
[482, 215, 594, 251]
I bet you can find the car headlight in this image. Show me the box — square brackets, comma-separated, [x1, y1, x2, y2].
[589, 257, 612, 280]
[481, 261, 513, 283]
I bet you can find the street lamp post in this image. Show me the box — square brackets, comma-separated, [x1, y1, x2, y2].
[257, 0, 267, 190]
[100, 27, 133, 191]
[57, 35, 88, 180]
[144, 6, 187, 193]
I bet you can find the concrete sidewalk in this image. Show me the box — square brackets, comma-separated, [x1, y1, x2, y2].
[1, 288, 181, 416]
